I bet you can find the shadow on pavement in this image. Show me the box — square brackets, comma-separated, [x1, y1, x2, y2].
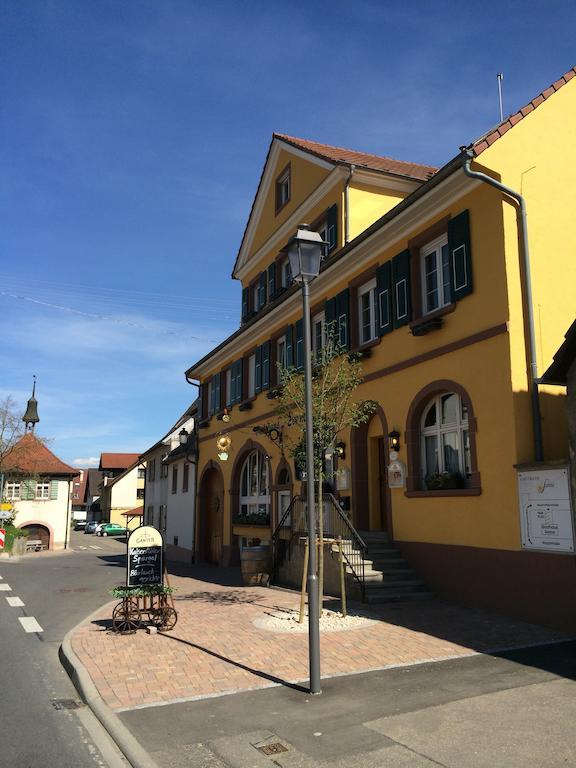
[96, 554, 125, 568]
[159, 631, 309, 693]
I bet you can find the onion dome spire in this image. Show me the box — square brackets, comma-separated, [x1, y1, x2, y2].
[22, 375, 40, 433]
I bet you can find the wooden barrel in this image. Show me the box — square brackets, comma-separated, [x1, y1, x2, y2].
[240, 546, 271, 586]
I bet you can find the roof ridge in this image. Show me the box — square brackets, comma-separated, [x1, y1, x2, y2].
[473, 65, 576, 155]
[273, 132, 437, 175]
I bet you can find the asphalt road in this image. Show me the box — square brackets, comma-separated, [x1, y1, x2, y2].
[122, 636, 576, 767]
[0, 531, 129, 768]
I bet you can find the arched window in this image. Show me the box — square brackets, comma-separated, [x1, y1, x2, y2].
[421, 392, 470, 482]
[239, 451, 270, 525]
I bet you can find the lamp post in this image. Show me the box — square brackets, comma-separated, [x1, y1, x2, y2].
[287, 224, 326, 695]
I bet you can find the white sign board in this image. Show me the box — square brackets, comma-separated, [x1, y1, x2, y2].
[517, 467, 574, 553]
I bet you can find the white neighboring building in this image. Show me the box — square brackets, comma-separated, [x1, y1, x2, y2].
[1, 433, 76, 550]
[141, 403, 197, 564]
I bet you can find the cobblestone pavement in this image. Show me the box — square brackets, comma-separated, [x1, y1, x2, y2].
[71, 566, 568, 711]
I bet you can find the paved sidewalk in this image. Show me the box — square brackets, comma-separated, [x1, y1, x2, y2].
[71, 564, 568, 712]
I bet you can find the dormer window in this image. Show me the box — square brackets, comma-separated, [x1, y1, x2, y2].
[275, 165, 291, 213]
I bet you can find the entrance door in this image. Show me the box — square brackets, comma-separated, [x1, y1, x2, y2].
[377, 438, 388, 531]
[199, 468, 223, 564]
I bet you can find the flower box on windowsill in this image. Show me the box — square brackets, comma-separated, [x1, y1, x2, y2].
[266, 387, 282, 399]
[411, 317, 444, 336]
[424, 472, 465, 490]
[238, 401, 253, 411]
[232, 514, 270, 527]
[197, 419, 210, 430]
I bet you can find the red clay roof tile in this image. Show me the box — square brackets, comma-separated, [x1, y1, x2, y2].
[473, 64, 575, 157]
[99, 453, 140, 470]
[274, 133, 437, 181]
[3, 434, 77, 476]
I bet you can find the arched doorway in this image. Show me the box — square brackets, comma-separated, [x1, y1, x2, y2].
[20, 524, 50, 549]
[198, 463, 224, 564]
[351, 405, 392, 535]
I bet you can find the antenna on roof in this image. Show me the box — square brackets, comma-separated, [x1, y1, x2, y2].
[497, 73, 504, 122]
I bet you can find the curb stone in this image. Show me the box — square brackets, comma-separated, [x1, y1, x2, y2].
[59, 601, 159, 768]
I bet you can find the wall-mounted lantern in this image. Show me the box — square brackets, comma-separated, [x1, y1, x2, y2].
[388, 430, 401, 453]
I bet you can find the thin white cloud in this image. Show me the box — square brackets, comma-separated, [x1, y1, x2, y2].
[72, 457, 99, 468]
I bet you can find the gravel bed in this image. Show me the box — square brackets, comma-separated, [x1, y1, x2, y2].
[254, 607, 380, 633]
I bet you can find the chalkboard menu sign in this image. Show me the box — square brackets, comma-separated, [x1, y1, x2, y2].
[127, 526, 163, 586]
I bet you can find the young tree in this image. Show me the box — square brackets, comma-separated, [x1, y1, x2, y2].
[0, 396, 25, 485]
[275, 330, 376, 609]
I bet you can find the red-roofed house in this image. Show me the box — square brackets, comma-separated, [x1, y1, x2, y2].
[186, 66, 576, 631]
[98, 454, 145, 530]
[2, 433, 77, 550]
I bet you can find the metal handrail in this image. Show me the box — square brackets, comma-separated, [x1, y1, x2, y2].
[270, 492, 367, 598]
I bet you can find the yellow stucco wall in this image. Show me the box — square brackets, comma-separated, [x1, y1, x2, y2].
[347, 182, 405, 241]
[477, 79, 576, 462]
[194, 80, 574, 559]
[249, 148, 332, 257]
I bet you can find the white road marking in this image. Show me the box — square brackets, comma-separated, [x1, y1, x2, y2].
[0, 574, 3, 579]
[6, 596, 24, 607]
[77, 546, 88, 550]
[89, 545, 102, 550]
[19, 616, 43, 633]
[0, 583, 12, 591]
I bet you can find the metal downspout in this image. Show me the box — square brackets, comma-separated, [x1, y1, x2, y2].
[461, 149, 543, 462]
[344, 164, 355, 245]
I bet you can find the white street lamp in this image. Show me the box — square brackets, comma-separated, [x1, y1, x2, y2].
[287, 223, 326, 695]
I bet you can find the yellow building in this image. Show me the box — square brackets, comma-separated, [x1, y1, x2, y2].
[186, 67, 576, 630]
[98, 456, 146, 531]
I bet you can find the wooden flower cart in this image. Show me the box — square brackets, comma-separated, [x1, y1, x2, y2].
[111, 584, 177, 634]
[112, 524, 177, 634]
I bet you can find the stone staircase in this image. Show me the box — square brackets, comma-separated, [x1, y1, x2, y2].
[355, 531, 433, 604]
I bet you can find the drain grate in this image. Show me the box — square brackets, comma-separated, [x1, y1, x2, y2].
[51, 699, 83, 710]
[256, 743, 288, 756]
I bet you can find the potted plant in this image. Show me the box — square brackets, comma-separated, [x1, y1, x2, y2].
[425, 471, 464, 490]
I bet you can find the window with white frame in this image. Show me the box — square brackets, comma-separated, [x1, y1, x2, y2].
[276, 337, 286, 374]
[421, 393, 470, 481]
[358, 278, 377, 344]
[421, 234, 451, 315]
[4, 482, 20, 500]
[276, 167, 290, 211]
[312, 311, 325, 354]
[248, 354, 256, 398]
[280, 256, 292, 288]
[238, 450, 270, 524]
[36, 481, 50, 500]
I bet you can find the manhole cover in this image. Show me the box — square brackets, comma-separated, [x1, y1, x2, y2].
[257, 743, 288, 755]
[51, 699, 83, 710]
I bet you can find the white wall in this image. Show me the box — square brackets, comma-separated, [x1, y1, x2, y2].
[166, 458, 196, 556]
[14, 478, 71, 550]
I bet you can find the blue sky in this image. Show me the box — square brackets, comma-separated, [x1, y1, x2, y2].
[1, 0, 575, 467]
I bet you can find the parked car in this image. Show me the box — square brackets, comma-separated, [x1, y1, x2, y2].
[73, 520, 87, 531]
[84, 521, 100, 534]
[97, 523, 127, 537]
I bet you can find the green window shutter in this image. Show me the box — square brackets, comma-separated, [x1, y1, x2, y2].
[261, 341, 270, 389]
[392, 249, 411, 328]
[267, 264, 276, 301]
[325, 297, 337, 343]
[22, 479, 34, 500]
[241, 288, 249, 323]
[255, 346, 262, 393]
[232, 359, 243, 404]
[327, 204, 338, 253]
[50, 480, 58, 500]
[376, 261, 393, 335]
[258, 272, 267, 309]
[197, 384, 204, 420]
[213, 373, 221, 412]
[238, 358, 244, 402]
[286, 326, 294, 369]
[295, 319, 304, 370]
[230, 365, 237, 405]
[448, 209, 473, 300]
[336, 289, 350, 349]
